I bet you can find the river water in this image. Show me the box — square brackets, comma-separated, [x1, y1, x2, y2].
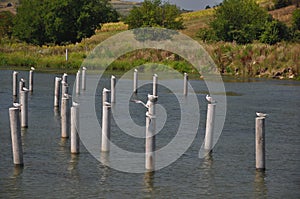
[0, 70, 299, 198]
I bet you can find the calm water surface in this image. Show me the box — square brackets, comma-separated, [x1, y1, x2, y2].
[0, 70, 299, 198]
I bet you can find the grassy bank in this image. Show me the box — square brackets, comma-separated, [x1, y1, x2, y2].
[1, 31, 299, 80]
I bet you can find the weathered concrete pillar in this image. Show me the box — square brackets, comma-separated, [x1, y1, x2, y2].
[133, 69, 138, 93]
[71, 103, 80, 154]
[183, 72, 188, 96]
[61, 95, 70, 138]
[256, 117, 266, 170]
[54, 77, 61, 107]
[101, 88, 111, 152]
[20, 90, 29, 128]
[204, 103, 216, 154]
[111, 75, 116, 103]
[76, 71, 80, 95]
[152, 74, 158, 96]
[82, 67, 86, 90]
[29, 68, 35, 92]
[145, 94, 157, 171]
[13, 71, 18, 96]
[9, 107, 23, 166]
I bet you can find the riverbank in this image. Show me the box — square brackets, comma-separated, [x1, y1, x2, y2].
[1, 33, 299, 80]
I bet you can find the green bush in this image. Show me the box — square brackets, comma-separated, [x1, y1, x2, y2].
[210, 0, 269, 44]
[260, 20, 290, 44]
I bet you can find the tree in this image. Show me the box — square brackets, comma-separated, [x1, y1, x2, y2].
[260, 20, 290, 44]
[125, 0, 184, 30]
[292, 9, 300, 30]
[13, 0, 119, 45]
[209, 0, 270, 44]
[0, 11, 15, 38]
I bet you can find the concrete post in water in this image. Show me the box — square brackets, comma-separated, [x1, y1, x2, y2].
[111, 75, 116, 103]
[82, 67, 86, 90]
[61, 95, 70, 138]
[20, 90, 29, 128]
[183, 73, 188, 96]
[152, 74, 158, 96]
[9, 107, 23, 166]
[71, 102, 80, 154]
[54, 77, 61, 107]
[62, 73, 68, 83]
[133, 69, 138, 93]
[13, 71, 18, 96]
[29, 67, 35, 92]
[204, 98, 216, 154]
[19, 78, 25, 94]
[66, 49, 68, 61]
[256, 116, 266, 170]
[76, 71, 80, 95]
[61, 81, 69, 97]
[101, 88, 111, 152]
[145, 94, 157, 171]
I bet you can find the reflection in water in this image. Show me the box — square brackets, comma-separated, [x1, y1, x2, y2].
[68, 154, 79, 173]
[99, 153, 111, 184]
[144, 171, 154, 193]
[254, 170, 268, 198]
[59, 138, 68, 147]
[100, 152, 110, 167]
[202, 154, 213, 169]
[12, 165, 24, 178]
[53, 108, 60, 119]
[199, 154, 214, 195]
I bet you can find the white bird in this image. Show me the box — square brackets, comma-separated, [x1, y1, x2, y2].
[23, 87, 29, 91]
[72, 101, 79, 106]
[13, 71, 18, 75]
[103, 88, 110, 93]
[131, 99, 148, 108]
[206, 95, 216, 103]
[20, 78, 25, 82]
[82, 67, 87, 70]
[256, 112, 268, 117]
[30, 67, 35, 71]
[13, 103, 21, 108]
[63, 93, 72, 98]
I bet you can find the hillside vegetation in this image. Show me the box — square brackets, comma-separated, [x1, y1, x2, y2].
[0, 0, 299, 80]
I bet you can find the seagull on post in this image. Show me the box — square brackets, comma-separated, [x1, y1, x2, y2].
[13, 103, 21, 108]
[206, 94, 216, 104]
[256, 112, 268, 118]
[131, 99, 148, 108]
[30, 67, 35, 71]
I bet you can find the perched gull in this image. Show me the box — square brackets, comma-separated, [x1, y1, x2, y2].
[256, 112, 268, 117]
[13, 71, 18, 75]
[206, 95, 216, 103]
[30, 67, 35, 71]
[82, 67, 87, 70]
[72, 101, 79, 106]
[13, 103, 21, 108]
[63, 93, 72, 98]
[131, 99, 148, 108]
[20, 78, 25, 82]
